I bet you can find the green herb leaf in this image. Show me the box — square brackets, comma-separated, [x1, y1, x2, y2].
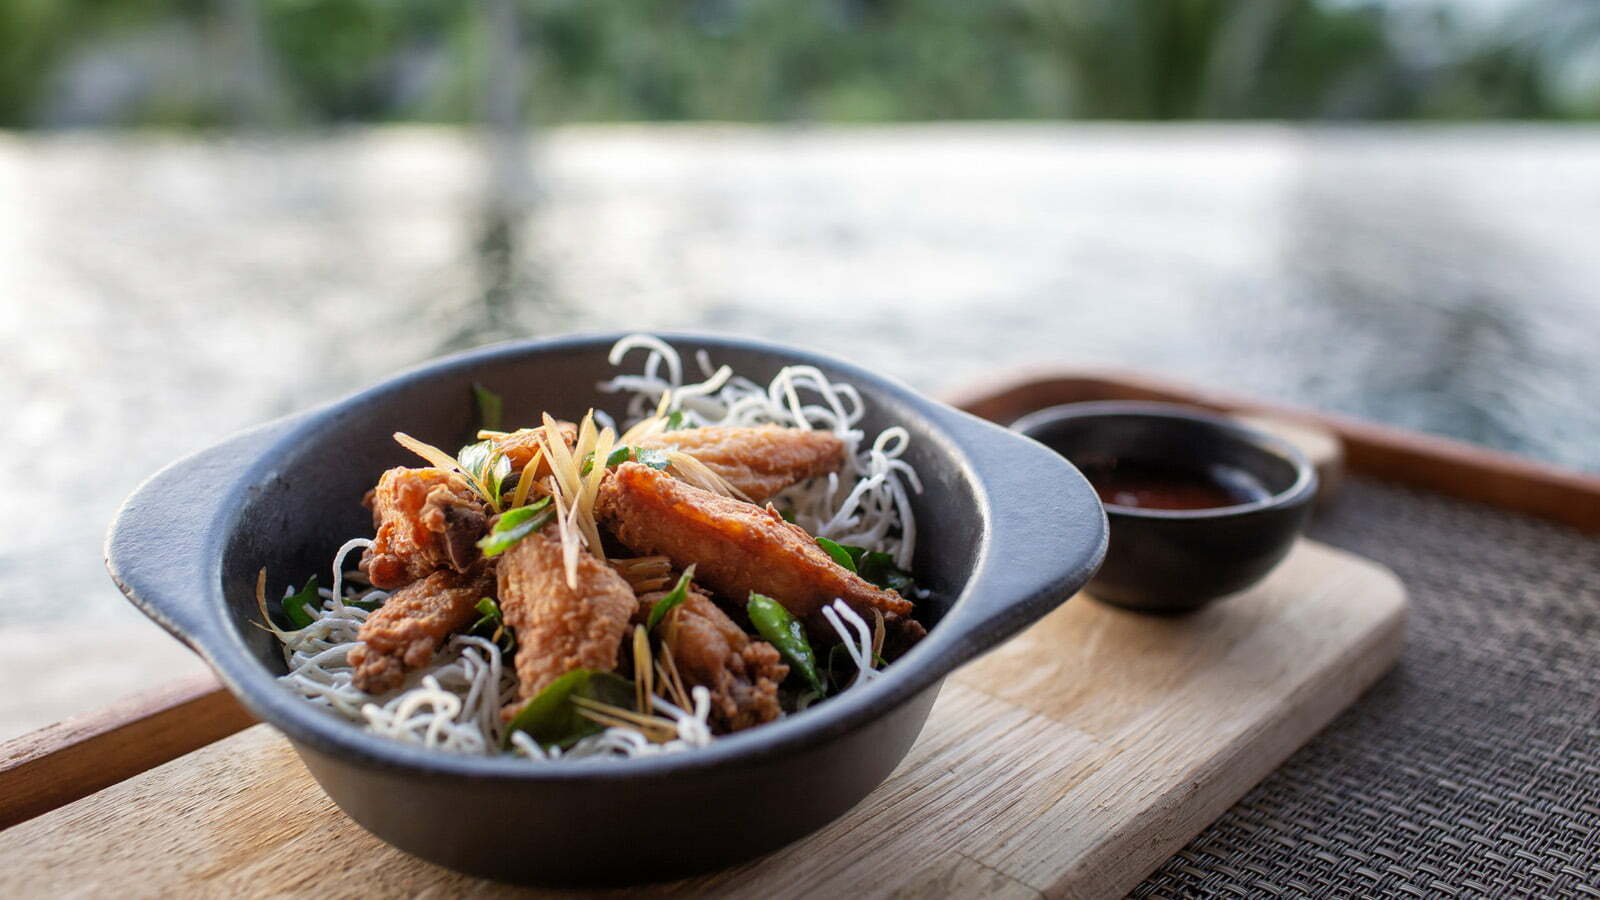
[471, 596, 501, 632]
[457, 439, 495, 481]
[281, 576, 319, 629]
[591, 445, 670, 471]
[472, 383, 503, 432]
[502, 669, 637, 750]
[585, 445, 651, 476]
[456, 439, 513, 512]
[348, 596, 383, 612]
[477, 498, 554, 557]
[779, 508, 796, 524]
[470, 596, 515, 651]
[857, 551, 916, 595]
[814, 539, 912, 594]
[826, 642, 850, 690]
[646, 567, 696, 631]
[634, 447, 671, 470]
[663, 410, 690, 431]
[748, 593, 825, 696]
[815, 537, 863, 572]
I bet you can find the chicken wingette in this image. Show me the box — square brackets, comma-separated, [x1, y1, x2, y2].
[639, 584, 788, 732]
[496, 528, 637, 711]
[359, 467, 488, 590]
[597, 462, 912, 623]
[350, 566, 496, 694]
[636, 424, 844, 504]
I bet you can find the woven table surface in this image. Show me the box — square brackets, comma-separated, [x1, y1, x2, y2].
[1133, 477, 1600, 898]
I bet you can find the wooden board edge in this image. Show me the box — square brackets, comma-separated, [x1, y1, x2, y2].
[943, 366, 1600, 533]
[1065, 546, 1410, 899]
[0, 674, 253, 831]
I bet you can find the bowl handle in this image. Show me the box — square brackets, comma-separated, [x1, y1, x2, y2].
[927, 406, 1109, 669]
[104, 416, 303, 649]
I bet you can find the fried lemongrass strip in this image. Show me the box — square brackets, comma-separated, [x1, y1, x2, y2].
[393, 431, 462, 472]
[541, 413, 583, 503]
[541, 410, 610, 576]
[610, 555, 673, 593]
[655, 640, 692, 712]
[872, 608, 886, 662]
[618, 418, 660, 446]
[510, 446, 545, 509]
[571, 696, 679, 743]
[547, 481, 582, 591]
[251, 568, 290, 639]
[575, 710, 676, 744]
[664, 451, 751, 502]
[392, 431, 499, 510]
[540, 412, 591, 587]
[393, 429, 499, 512]
[576, 413, 601, 470]
[633, 625, 653, 716]
[576, 422, 611, 560]
[582, 425, 617, 523]
[618, 390, 674, 445]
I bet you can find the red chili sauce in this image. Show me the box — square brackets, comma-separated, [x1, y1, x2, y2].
[1078, 458, 1269, 511]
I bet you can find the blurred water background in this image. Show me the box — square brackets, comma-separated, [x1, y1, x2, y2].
[1, 0, 1597, 737]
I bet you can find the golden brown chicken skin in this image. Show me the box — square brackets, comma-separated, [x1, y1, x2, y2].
[489, 421, 578, 472]
[636, 425, 844, 504]
[639, 586, 788, 732]
[497, 529, 637, 710]
[360, 467, 488, 590]
[349, 566, 495, 694]
[596, 462, 913, 622]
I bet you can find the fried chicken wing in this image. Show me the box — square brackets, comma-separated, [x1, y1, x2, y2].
[350, 566, 495, 694]
[637, 425, 843, 504]
[498, 529, 637, 708]
[360, 467, 488, 590]
[640, 586, 787, 732]
[596, 462, 913, 622]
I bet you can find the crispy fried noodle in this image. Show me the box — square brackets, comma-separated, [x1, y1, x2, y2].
[266, 335, 924, 763]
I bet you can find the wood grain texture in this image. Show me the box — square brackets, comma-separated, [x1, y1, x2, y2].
[945, 368, 1600, 533]
[0, 673, 253, 830]
[0, 540, 1404, 899]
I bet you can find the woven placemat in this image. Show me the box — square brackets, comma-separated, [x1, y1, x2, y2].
[1132, 477, 1600, 898]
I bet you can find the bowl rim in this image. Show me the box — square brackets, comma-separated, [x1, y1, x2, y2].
[1010, 400, 1319, 521]
[112, 331, 1107, 783]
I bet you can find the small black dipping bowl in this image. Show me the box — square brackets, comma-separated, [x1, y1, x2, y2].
[1011, 401, 1317, 614]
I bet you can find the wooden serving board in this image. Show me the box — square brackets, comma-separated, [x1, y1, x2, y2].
[1, 539, 1403, 898]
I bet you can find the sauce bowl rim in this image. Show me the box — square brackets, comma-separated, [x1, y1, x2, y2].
[1009, 400, 1319, 521]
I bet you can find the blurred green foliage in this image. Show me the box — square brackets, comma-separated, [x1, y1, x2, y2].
[1, 0, 1595, 127]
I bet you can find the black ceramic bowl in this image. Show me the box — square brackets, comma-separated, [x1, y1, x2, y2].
[1011, 401, 1315, 614]
[106, 333, 1107, 886]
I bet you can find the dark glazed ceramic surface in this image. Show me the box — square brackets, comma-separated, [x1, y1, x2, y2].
[105, 333, 1108, 885]
[1012, 401, 1316, 614]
